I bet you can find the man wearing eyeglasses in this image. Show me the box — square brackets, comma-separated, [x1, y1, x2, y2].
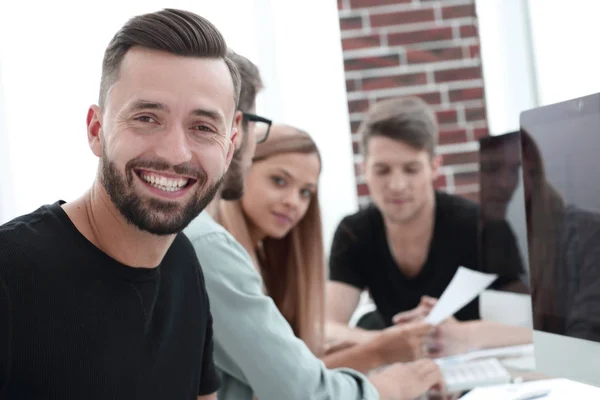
[219, 98, 271, 200]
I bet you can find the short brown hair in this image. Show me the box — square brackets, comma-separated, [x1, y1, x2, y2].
[227, 50, 263, 113]
[358, 96, 438, 156]
[99, 8, 241, 109]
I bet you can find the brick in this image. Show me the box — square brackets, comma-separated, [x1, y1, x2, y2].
[443, 150, 478, 165]
[352, 139, 361, 154]
[342, 34, 381, 50]
[350, 0, 411, 8]
[449, 87, 484, 102]
[371, 9, 435, 28]
[442, 4, 476, 19]
[376, 91, 442, 105]
[406, 47, 463, 64]
[434, 67, 481, 83]
[340, 16, 363, 30]
[454, 171, 479, 185]
[350, 120, 362, 133]
[415, 91, 442, 104]
[338, 0, 344, 10]
[346, 79, 358, 92]
[474, 127, 489, 139]
[434, 174, 447, 189]
[439, 128, 468, 145]
[357, 183, 370, 196]
[354, 163, 363, 177]
[460, 24, 478, 38]
[468, 44, 481, 59]
[465, 106, 487, 122]
[362, 72, 427, 90]
[436, 109, 458, 125]
[348, 99, 370, 113]
[344, 54, 400, 71]
[388, 27, 453, 46]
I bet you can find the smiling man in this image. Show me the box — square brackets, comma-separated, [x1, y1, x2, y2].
[0, 9, 239, 400]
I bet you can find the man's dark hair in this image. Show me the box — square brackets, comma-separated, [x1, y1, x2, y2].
[479, 130, 519, 151]
[220, 51, 264, 201]
[358, 96, 438, 156]
[227, 50, 263, 114]
[99, 8, 241, 109]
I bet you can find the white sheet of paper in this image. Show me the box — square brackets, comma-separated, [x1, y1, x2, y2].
[425, 266, 497, 325]
[459, 378, 600, 399]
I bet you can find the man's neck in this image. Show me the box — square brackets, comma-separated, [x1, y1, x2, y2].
[62, 180, 176, 268]
[385, 191, 436, 244]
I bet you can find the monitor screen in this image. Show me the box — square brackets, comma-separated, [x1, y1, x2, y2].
[519, 93, 600, 387]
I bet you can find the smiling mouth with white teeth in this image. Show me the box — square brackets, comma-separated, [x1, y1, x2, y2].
[136, 170, 194, 192]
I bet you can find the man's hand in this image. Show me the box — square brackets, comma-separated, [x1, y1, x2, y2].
[427, 318, 472, 358]
[373, 322, 434, 364]
[392, 296, 438, 325]
[370, 359, 446, 400]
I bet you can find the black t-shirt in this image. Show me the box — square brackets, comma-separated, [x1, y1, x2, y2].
[329, 191, 522, 327]
[0, 202, 219, 399]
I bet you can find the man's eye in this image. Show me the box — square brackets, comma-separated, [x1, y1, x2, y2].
[134, 116, 157, 123]
[192, 124, 217, 133]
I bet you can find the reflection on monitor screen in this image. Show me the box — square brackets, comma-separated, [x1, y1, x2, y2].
[479, 132, 530, 287]
[520, 92, 600, 387]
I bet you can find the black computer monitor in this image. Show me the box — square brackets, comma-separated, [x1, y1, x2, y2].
[520, 92, 600, 387]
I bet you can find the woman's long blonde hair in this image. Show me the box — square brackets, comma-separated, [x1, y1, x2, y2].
[217, 124, 325, 355]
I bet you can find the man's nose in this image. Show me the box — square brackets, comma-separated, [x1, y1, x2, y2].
[156, 125, 193, 166]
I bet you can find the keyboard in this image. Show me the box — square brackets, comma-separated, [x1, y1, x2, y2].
[439, 357, 512, 393]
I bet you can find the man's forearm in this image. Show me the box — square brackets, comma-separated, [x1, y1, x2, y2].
[470, 321, 533, 349]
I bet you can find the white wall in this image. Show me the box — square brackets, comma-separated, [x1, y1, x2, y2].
[475, 0, 538, 136]
[528, 0, 600, 105]
[256, 0, 359, 254]
[0, 0, 357, 252]
[0, 60, 14, 223]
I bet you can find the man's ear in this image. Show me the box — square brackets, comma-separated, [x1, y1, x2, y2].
[431, 154, 443, 180]
[225, 126, 238, 169]
[87, 105, 103, 158]
[232, 110, 244, 151]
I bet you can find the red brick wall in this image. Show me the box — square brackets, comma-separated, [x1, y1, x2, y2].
[338, 0, 486, 206]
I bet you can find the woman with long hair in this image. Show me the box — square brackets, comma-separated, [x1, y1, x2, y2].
[217, 123, 325, 354]
[215, 123, 437, 376]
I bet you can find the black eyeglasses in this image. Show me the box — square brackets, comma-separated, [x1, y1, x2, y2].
[242, 112, 272, 144]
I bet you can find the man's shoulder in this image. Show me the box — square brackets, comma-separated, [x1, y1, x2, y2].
[184, 212, 255, 276]
[0, 203, 64, 268]
[185, 211, 230, 241]
[337, 205, 382, 239]
[436, 191, 479, 226]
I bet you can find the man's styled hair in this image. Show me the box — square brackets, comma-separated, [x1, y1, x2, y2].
[227, 50, 263, 114]
[99, 8, 241, 109]
[358, 96, 438, 156]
